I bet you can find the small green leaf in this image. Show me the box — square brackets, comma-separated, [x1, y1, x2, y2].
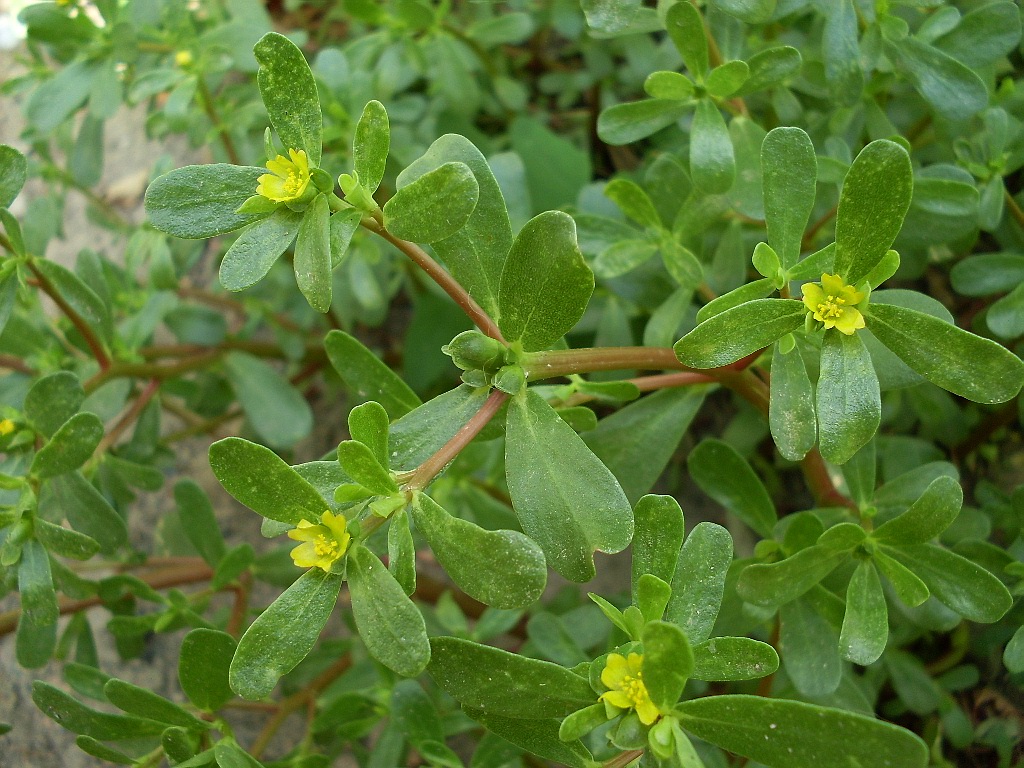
[872, 548, 930, 607]
[347, 544, 430, 677]
[24, 371, 84, 439]
[737, 545, 849, 607]
[388, 509, 417, 596]
[505, 390, 633, 582]
[31, 412, 103, 479]
[25, 60, 94, 133]
[1003, 625, 1024, 674]
[103, 679, 206, 730]
[498, 211, 593, 351]
[690, 99, 735, 194]
[816, 331, 880, 466]
[833, 140, 913, 285]
[348, 401, 390, 468]
[336, 440, 397, 495]
[74, 737, 133, 765]
[822, 0, 863, 106]
[769, 340, 816, 461]
[34, 519, 100, 561]
[705, 60, 750, 98]
[762, 127, 816, 269]
[988, 284, 1024, 339]
[353, 100, 389, 193]
[175, 480, 226, 568]
[34, 259, 111, 343]
[666, 2, 708, 79]
[383, 161, 479, 243]
[779, 595, 841, 696]
[695, 278, 774, 323]
[839, 560, 888, 666]
[0, 144, 28, 207]
[883, 37, 988, 124]
[688, 440, 776, 538]
[330, 207, 362, 267]
[674, 298, 805, 368]
[31, 682, 165, 740]
[642, 621, 692, 710]
[324, 330, 422, 418]
[644, 71, 695, 100]
[209, 437, 325, 526]
[428, 636, 595, 718]
[710, 0, 775, 23]
[412, 494, 546, 609]
[631, 495, 685, 601]
[388, 385, 490, 471]
[735, 46, 802, 97]
[677, 695, 927, 768]
[691, 637, 779, 681]
[873, 476, 962, 545]
[470, 710, 593, 768]
[145, 164, 267, 239]
[559, 702, 609, 742]
[594, 239, 659, 278]
[884, 543, 1012, 623]
[598, 99, 690, 145]
[865, 303, 1024, 404]
[19, 539, 58, 628]
[604, 178, 662, 229]
[222, 352, 313, 448]
[934, 2, 1021, 68]
[218, 207, 303, 292]
[230, 568, 342, 699]
[179, 629, 237, 712]
[667, 522, 733, 644]
[294, 193, 331, 312]
[254, 32, 322, 165]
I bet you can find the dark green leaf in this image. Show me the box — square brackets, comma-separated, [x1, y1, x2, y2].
[866, 303, 1024, 403]
[254, 32, 322, 165]
[667, 522, 733, 643]
[833, 140, 913, 285]
[348, 401, 390, 468]
[103, 679, 206, 730]
[631, 494, 685, 600]
[737, 545, 849, 607]
[677, 695, 927, 768]
[690, 99, 735, 194]
[884, 37, 987, 124]
[412, 494, 546, 609]
[873, 476, 962, 545]
[348, 544, 430, 677]
[505, 390, 633, 582]
[145, 164, 267, 239]
[34, 519, 100, 561]
[839, 560, 887, 665]
[666, 1, 708, 78]
[209, 437, 325, 526]
[25, 60, 94, 133]
[934, 2, 1021, 68]
[223, 352, 313, 447]
[691, 637, 779, 681]
[353, 100, 389, 193]
[33, 259, 111, 343]
[822, 0, 863, 106]
[324, 330, 422, 418]
[769, 339, 816, 461]
[710, 0, 775, 24]
[388, 385, 490, 471]
[884, 543, 1011, 623]
[597, 100, 690, 145]
[779, 595, 841, 696]
[816, 331, 880, 466]
[674, 298, 805, 368]
[642, 621, 692, 710]
[31, 681, 165, 740]
[19, 539, 57, 628]
[179, 629, 237, 711]
[705, 60, 750, 98]
[388, 509, 416, 596]
[604, 178, 661, 229]
[230, 568, 342, 699]
[0, 144, 28, 207]
[582, 0, 641, 33]
[498, 211, 594, 351]
[396, 135, 512, 320]
[688, 439, 776, 538]
[762, 127, 816, 269]
[49, 471, 127, 554]
[428, 636, 595, 718]
[872, 548, 930, 607]
[585, 388, 705, 505]
[469, 710, 593, 768]
[25, 371, 84, 439]
[735, 46, 802, 97]
[175, 480, 226, 567]
[383, 161, 480, 243]
[330, 208, 362, 267]
[219, 207, 303, 292]
[336, 440, 397, 495]
[294, 193, 332, 312]
[31, 412, 103, 479]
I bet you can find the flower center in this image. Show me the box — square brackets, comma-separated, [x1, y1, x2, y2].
[816, 295, 846, 319]
[283, 171, 303, 195]
[620, 673, 647, 706]
[313, 534, 341, 558]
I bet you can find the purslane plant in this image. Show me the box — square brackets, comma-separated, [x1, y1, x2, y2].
[1, 1, 1023, 767]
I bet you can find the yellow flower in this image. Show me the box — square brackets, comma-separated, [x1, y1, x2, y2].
[599, 652, 660, 726]
[287, 510, 351, 571]
[801, 273, 866, 335]
[0, 418, 14, 436]
[174, 51, 194, 68]
[257, 149, 312, 203]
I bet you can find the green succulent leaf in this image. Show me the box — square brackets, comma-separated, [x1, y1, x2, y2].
[667, 522, 733, 644]
[32, 682, 165, 740]
[688, 440, 776, 538]
[383, 161, 480, 243]
[642, 621, 692, 711]
[145, 164, 267, 239]
[353, 100, 389, 193]
[816, 331, 880, 466]
[218, 207, 303, 291]
[873, 476, 962, 545]
[737, 545, 849, 607]
[178, 629, 237, 712]
[294, 193, 332, 312]
[324, 330, 422, 418]
[883, 37, 988, 124]
[254, 32, 322, 165]
[769, 339, 816, 461]
[597, 99, 690, 145]
[839, 560, 888, 666]
[666, 1, 709, 79]
[674, 299, 805, 368]
[690, 99, 735, 194]
[631, 494, 685, 601]
[691, 637, 779, 681]
[30, 412, 104, 479]
[762, 127, 816, 269]
[0, 144, 28, 208]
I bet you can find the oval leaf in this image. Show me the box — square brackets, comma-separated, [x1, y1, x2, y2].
[674, 298, 805, 368]
[383, 161, 480, 243]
